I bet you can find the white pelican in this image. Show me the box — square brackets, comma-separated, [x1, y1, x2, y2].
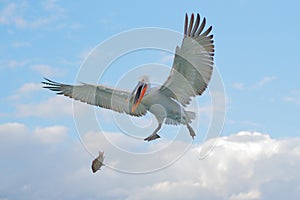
[42, 13, 214, 142]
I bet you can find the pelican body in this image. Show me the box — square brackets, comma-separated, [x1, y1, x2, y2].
[135, 82, 196, 141]
[43, 13, 214, 142]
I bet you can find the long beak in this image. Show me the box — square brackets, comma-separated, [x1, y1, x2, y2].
[129, 82, 147, 113]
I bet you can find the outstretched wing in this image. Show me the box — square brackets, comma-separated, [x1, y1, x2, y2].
[42, 78, 147, 117]
[159, 13, 214, 106]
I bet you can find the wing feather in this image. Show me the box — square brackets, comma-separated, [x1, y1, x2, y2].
[187, 13, 194, 36]
[191, 14, 200, 36]
[159, 13, 214, 106]
[42, 78, 147, 117]
[195, 17, 206, 36]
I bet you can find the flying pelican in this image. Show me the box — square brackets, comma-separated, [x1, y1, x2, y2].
[42, 13, 214, 142]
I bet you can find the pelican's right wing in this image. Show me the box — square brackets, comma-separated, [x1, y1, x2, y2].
[42, 78, 147, 117]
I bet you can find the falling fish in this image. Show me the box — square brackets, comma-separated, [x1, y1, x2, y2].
[91, 151, 105, 173]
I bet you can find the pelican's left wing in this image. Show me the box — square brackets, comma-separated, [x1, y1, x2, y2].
[159, 13, 214, 106]
[42, 78, 147, 117]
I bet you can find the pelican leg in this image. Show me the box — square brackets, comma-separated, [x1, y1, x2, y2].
[144, 123, 162, 142]
[187, 124, 196, 139]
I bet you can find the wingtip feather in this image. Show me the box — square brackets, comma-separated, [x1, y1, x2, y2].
[187, 13, 194, 36]
[184, 13, 188, 37]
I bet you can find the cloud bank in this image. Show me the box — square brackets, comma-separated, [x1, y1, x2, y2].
[0, 123, 299, 200]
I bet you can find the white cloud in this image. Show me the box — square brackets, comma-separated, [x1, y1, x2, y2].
[34, 125, 68, 144]
[6, 82, 43, 102]
[284, 96, 300, 105]
[255, 76, 277, 88]
[31, 64, 67, 77]
[123, 131, 300, 200]
[232, 76, 277, 90]
[0, 1, 64, 29]
[43, 0, 64, 14]
[232, 82, 245, 90]
[18, 83, 42, 94]
[0, 122, 29, 136]
[0, 123, 67, 145]
[7, 81, 94, 119]
[11, 41, 31, 48]
[15, 96, 73, 118]
[0, 59, 30, 70]
[14, 94, 93, 119]
[1, 126, 300, 200]
[229, 189, 261, 200]
[284, 91, 300, 105]
[0, 3, 16, 24]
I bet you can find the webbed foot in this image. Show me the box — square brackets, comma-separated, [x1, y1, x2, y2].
[144, 134, 161, 142]
[187, 124, 196, 139]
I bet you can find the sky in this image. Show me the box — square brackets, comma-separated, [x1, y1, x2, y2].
[1, 0, 300, 199]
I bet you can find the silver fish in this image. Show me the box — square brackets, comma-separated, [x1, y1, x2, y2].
[91, 151, 105, 173]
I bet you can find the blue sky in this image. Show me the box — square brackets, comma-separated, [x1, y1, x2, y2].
[1, 0, 300, 199]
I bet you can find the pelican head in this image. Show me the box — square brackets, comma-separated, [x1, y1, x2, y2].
[129, 75, 150, 112]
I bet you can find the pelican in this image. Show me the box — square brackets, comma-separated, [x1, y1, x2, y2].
[42, 13, 214, 142]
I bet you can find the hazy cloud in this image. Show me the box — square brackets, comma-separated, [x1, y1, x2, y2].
[15, 96, 73, 118]
[7, 82, 94, 119]
[232, 82, 245, 90]
[34, 125, 68, 144]
[255, 76, 277, 88]
[31, 64, 67, 77]
[0, 59, 30, 70]
[284, 90, 300, 106]
[229, 189, 261, 200]
[18, 83, 43, 94]
[11, 41, 31, 48]
[7, 82, 43, 101]
[232, 76, 277, 90]
[0, 1, 64, 29]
